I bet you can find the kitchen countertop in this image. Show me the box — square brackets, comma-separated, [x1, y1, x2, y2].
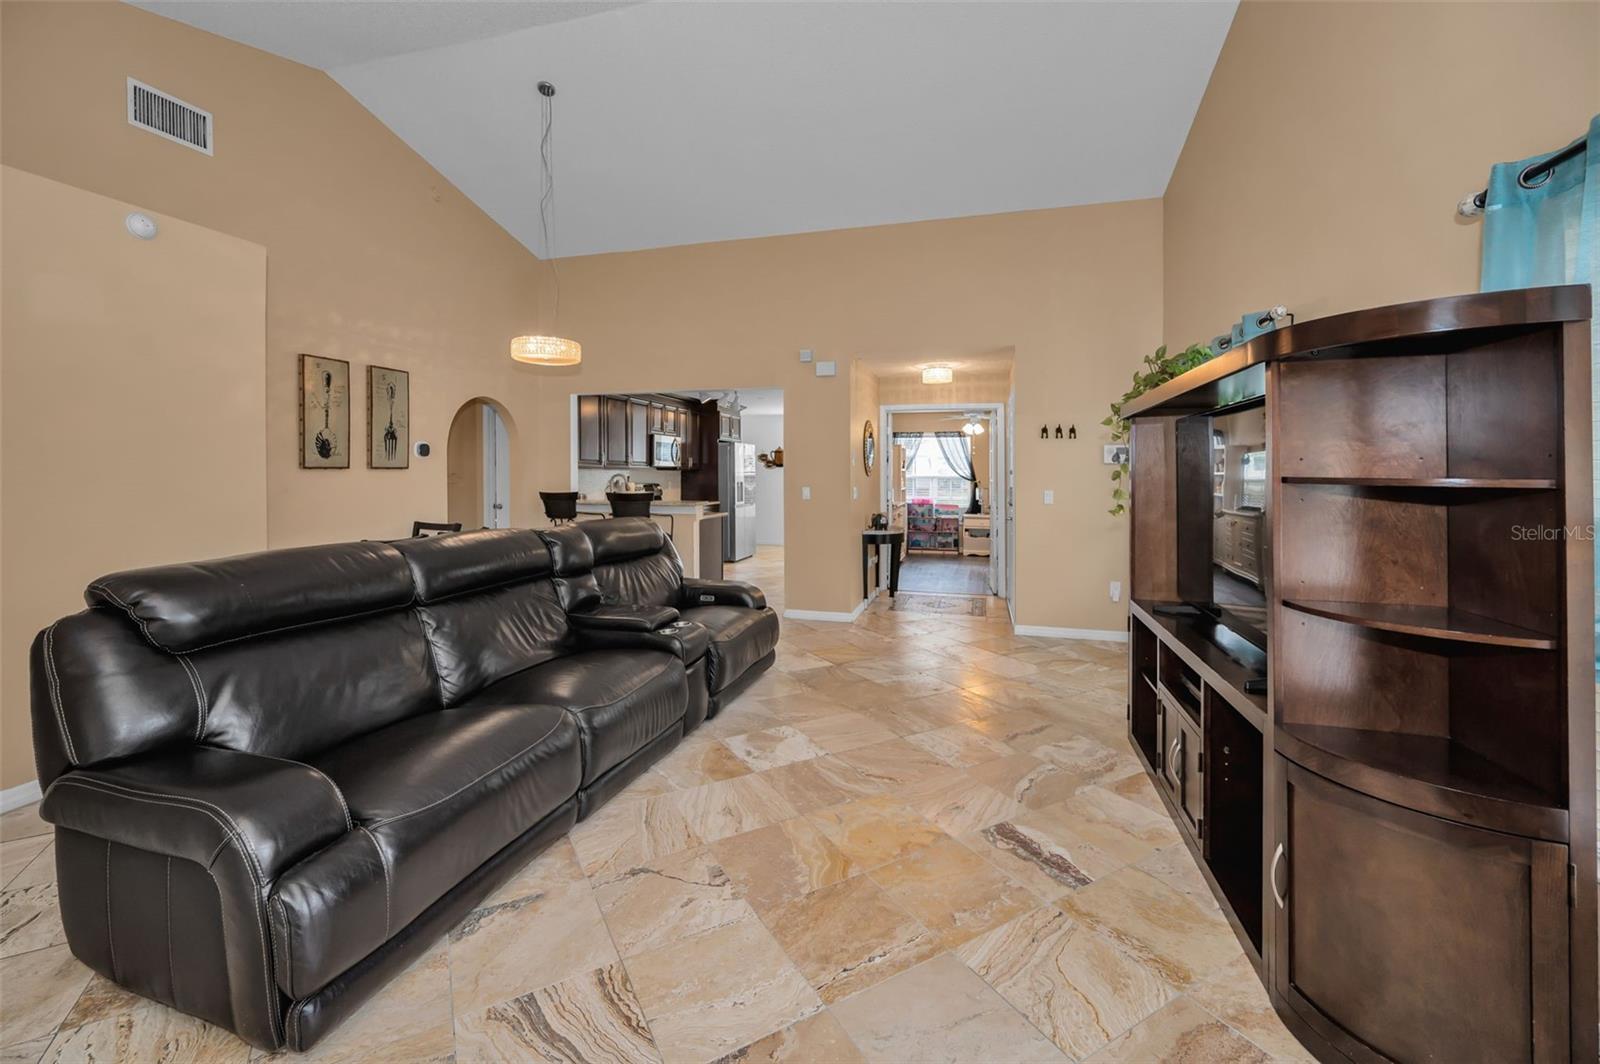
[574, 500, 721, 514]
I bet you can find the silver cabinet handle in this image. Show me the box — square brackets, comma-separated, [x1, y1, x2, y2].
[1167, 739, 1181, 784]
[1271, 843, 1287, 909]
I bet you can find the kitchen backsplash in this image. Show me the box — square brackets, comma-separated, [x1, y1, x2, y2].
[576, 467, 683, 501]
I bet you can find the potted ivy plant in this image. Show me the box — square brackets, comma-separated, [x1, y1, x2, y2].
[1103, 343, 1212, 515]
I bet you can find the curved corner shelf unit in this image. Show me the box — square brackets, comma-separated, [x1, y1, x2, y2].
[1123, 286, 1595, 1064]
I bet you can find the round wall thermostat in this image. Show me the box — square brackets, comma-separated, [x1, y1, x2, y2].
[414, 441, 431, 458]
[125, 212, 159, 240]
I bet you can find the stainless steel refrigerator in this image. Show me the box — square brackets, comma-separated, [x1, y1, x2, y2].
[719, 441, 757, 562]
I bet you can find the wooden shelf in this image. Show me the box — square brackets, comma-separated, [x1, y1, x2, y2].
[1281, 476, 1557, 489]
[1280, 599, 1556, 649]
[1277, 723, 1568, 841]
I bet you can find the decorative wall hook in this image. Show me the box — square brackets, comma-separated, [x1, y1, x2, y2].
[1040, 425, 1049, 439]
[1067, 425, 1077, 439]
[1054, 425, 1064, 439]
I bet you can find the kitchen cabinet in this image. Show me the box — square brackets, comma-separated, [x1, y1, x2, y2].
[603, 397, 629, 467]
[628, 400, 650, 466]
[718, 413, 742, 441]
[577, 395, 604, 467]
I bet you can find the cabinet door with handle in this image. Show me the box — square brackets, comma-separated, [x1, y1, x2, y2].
[1272, 758, 1570, 1064]
[577, 395, 604, 466]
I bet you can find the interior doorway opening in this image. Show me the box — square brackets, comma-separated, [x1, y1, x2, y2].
[880, 403, 1009, 599]
[446, 397, 516, 530]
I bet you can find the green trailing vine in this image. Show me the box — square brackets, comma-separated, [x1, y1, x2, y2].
[1103, 343, 1213, 515]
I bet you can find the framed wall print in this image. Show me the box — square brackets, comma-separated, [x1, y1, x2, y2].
[298, 353, 350, 469]
[367, 365, 410, 469]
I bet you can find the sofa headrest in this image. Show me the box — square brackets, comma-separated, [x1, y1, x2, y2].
[583, 518, 669, 564]
[391, 528, 553, 603]
[86, 542, 412, 653]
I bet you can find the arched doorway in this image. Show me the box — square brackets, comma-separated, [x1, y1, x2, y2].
[446, 398, 515, 529]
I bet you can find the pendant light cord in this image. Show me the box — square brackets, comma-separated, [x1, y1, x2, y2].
[539, 82, 560, 328]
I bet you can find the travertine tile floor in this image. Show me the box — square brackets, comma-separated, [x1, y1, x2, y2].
[0, 545, 1316, 1063]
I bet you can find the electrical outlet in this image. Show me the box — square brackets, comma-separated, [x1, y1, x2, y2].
[1109, 580, 1122, 602]
[1043, 490, 1055, 505]
[801, 486, 812, 501]
[852, 485, 859, 500]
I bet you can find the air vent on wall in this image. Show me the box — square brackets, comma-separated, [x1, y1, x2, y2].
[126, 78, 212, 155]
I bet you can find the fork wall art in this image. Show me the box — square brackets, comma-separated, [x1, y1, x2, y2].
[298, 353, 350, 469]
[367, 365, 410, 469]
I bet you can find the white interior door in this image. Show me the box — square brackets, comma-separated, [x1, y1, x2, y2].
[482, 405, 511, 528]
[1005, 393, 1017, 608]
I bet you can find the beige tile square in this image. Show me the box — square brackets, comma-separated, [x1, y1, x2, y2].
[40, 1004, 251, 1063]
[966, 753, 1085, 809]
[708, 1010, 864, 1063]
[869, 837, 1035, 950]
[957, 819, 1111, 902]
[1136, 844, 1225, 912]
[652, 739, 755, 789]
[1187, 955, 1317, 1062]
[0, 805, 48, 844]
[723, 726, 829, 772]
[624, 916, 822, 1064]
[830, 953, 1067, 1063]
[795, 712, 901, 755]
[831, 738, 955, 789]
[568, 794, 703, 879]
[903, 724, 1015, 768]
[449, 879, 618, 1015]
[1056, 866, 1241, 990]
[764, 876, 941, 1003]
[753, 691, 854, 725]
[1083, 997, 1269, 1063]
[756, 756, 887, 813]
[1040, 784, 1181, 865]
[956, 907, 1176, 1059]
[454, 962, 658, 1064]
[480, 837, 587, 910]
[663, 774, 799, 845]
[0, 836, 51, 891]
[711, 818, 856, 914]
[963, 707, 1056, 746]
[1, 844, 64, 958]
[594, 846, 753, 956]
[806, 797, 948, 870]
[0, 944, 92, 1048]
[895, 770, 1023, 835]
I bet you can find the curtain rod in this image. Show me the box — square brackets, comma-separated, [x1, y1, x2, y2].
[1460, 139, 1588, 216]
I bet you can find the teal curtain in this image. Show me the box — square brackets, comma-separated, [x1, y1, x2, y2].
[1480, 114, 1598, 668]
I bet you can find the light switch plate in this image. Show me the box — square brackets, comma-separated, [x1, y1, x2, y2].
[1043, 490, 1055, 505]
[799, 348, 814, 363]
[801, 486, 812, 500]
[815, 360, 837, 377]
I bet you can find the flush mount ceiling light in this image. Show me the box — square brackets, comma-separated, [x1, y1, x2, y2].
[510, 80, 581, 367]
[921, 364, 954, 385]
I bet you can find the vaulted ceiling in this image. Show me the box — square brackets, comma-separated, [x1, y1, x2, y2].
[132, 1, 1237, 258]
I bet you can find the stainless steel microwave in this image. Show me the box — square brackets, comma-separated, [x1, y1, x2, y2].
[651, 434, 681, 469]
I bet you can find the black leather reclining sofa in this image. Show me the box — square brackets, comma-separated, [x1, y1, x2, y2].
[541, 519, 780, 717]
[27, 521, 776, 1052]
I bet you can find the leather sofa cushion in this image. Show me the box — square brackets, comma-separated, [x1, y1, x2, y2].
[392, 530, 552, 603]
[86, 542, 412, 654]
[681, 606, 781, 693]
[274, 704, 580, 999]
[465, 651, 686, 786]
[414, 581, 570, 706]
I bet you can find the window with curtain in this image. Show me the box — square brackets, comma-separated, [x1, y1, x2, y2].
[904, 433, 972, 509]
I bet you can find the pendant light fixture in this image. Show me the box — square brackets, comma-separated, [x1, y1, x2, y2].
[510, 80, 581, 366]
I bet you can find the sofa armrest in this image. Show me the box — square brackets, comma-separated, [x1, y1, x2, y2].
[39, 746, 350, 1051]
[40, 746, 351, 882]
[681, 579, 767, 610]
[573, 619, 711, 665]
[569, 604, 680, 633]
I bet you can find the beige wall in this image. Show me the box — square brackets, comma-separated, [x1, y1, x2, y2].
[1, 167, 270, 787]
[1164, 0, 1600, 347]
[534, 199, 1165, 624]
[0, 1, 552, 549]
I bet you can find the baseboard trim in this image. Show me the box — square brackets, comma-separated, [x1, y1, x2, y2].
[1013, 624, 1129, 642]
[1, 779, 42, 813]
[785, 599, 869, 623]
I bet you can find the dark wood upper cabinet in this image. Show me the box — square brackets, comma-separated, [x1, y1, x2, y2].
[576, 394, 603, 467]
[602, 396, 628, 467]
[627, 399, 650, 466]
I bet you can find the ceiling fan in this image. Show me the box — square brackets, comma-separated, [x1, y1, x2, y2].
[930, 411, 990, 436]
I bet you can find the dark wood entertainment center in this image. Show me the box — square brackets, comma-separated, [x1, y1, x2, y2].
[1122, 286, 1595, 1064]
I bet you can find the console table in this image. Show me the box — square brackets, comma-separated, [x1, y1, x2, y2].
[1122, 286, 1595, 1064]
[862, 529, 905, 599]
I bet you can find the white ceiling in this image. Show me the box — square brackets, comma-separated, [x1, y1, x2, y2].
[132, 1, 1237, 258]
